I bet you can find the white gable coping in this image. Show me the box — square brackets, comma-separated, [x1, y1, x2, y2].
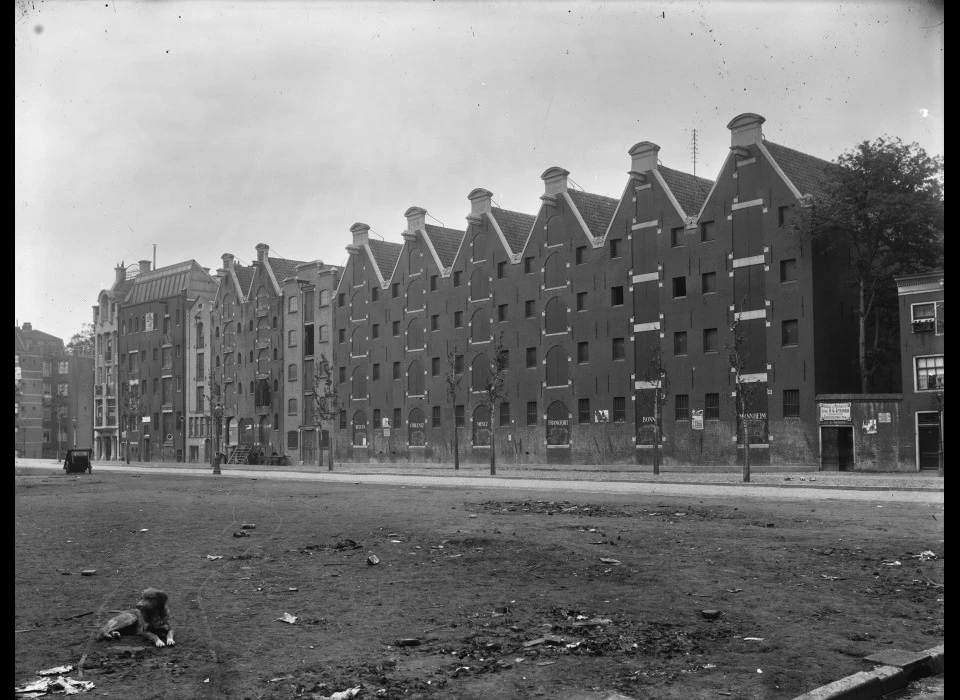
[695, 151, 734, 223]
[485, 213, 523, 264]
[560, 190, 601, 247]
[601, 180, 631, 241]
[652, 169, 689, 221]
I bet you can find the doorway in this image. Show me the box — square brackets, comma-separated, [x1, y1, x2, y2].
[821, 426, 854, 471]
[917, 412, 942, 471]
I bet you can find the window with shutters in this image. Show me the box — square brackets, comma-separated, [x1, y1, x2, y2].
[545, 346, 569, 387]
[543, 253, 566, 289]
[544, 297, 568, 334]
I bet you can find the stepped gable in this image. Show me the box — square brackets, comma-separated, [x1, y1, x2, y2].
[367, 239, 403, 281]
[657, 166, 714, 217]
[566, 189, 619, 238]
[763, 140, 839, 200]
[491, 208, 536, 254]
[423, 224, 465, 268]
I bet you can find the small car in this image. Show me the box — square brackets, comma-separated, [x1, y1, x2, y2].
[63, 448, 93, 474]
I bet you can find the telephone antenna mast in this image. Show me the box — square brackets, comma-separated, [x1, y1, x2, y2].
[690, 128, 700, 178]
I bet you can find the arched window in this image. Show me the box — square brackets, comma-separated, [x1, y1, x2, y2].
[288, 398, 298, 414]
[352, 366, 367, 399]
[409, 245, 423, 276]
[236, 322, 242, 334]
[544, 296, 568, 334]
[352, 410, 367, 446]
[470, 268, 490, 300]
[544, 252, 566, 289]
[407, 318, 424, 350]
[248, 319, 254, 331]
[351, 328, 365, 356]
[350, 291, 366, 321]
[215, 326, 220, 338]
[407, 279, 424, 311]
[408, 408, 426, 446]
[545, 346, 569, 387]
[288, 363, 298, 380]
[407, 360, 424, 396]
[546, 215, 564, 246]
[273, 379, 278, 391]
[472, 231, 487, 261]
[255, 380, 271, 406]
[546, 400, 571, 446]
[471, 354, 490, 392]
[272, 317, 278, 329]
[472, 405, 491, 446]
[471, 310, 490, 343]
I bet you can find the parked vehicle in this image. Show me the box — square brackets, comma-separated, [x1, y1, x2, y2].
[63, 448, 93, 474]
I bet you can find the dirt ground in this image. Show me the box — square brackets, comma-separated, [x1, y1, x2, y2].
[14, 467, 943, 700]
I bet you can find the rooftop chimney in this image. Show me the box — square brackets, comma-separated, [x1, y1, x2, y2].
[221, 253, 235, 271]
[139, 259, 152, 273]
[541, 167, 569, 196]
[628, 141, 660, 174]
[350, 222, 370, 247]
[404, 206, 427, 232]
[255, 243, 269, 264]
[115, 263, 126, 287]
[23, 322, 32, 331]
[214, 268, 227, 281]
[467, 188, 493, 215]
[727, 113, 766, 148]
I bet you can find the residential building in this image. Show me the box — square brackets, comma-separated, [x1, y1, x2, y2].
[185, 294, 215, 463]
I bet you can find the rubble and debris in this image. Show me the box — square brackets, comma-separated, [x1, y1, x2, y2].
[232, 531, 250, 538]
[395, 638, 421, 647]
[241, 523, 256, 529]
[701, 610, 721, 620]
[367, 555, 380, 566]
[334, 540, 361, 551]
[80, 570, 96, 577]
[36, 666, 73, 677]
[205, 555, 222, 561]
[913, 550, 938, 561]
[743, 637, 765, 641]
[15, 675, 95, 697]
[881, 560, 902, 567]
[275, 613, 298, 624]
[599, 558, 621, 565]
[319, 688, 360, 700]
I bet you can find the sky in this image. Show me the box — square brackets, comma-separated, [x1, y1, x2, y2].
[15, 0, 944, 342]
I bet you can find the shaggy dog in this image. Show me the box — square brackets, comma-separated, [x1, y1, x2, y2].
[98, 588, 175, 647]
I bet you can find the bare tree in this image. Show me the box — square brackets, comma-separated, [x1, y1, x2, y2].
[638, 343, 669, 475]
[121, 383, 145, 465]
[445, 345, 464, 470]
[311, 353, 342, 471]
[476, 333, 508, 475]
[726, 298, 761, 483]
[933, 387, 944, 478]
[201, 367, 223, 472]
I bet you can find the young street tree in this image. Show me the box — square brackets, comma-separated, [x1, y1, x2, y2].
[727, 300, 761, 483]
[66, 323, 95, 357]
[444, 345, 464, 470]
[121, 384, 144, 465]
[476, 334, 508, 476]
[311, 353, 342, 471]
[802, 137, 944, 392]
[639, 343, 669, 476]
[202, 367, 223, 472]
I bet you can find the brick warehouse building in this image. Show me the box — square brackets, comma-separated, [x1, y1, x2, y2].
[331, 113, 860, 466]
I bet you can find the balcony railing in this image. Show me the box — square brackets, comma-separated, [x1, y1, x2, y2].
[912, 319, 936, 333]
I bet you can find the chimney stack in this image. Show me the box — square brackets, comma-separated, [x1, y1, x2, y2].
[467, 188, 493, 215]
[350, 222, 370, 247]
[541, 167, 569, 196]
[256, 243, 269, 264]
[221, 253, 235, 272]
[404, 206, 427, 232]
[23, 322, 32, 331]
[628, 141, 660, 174]
[727, 113, 765, 148]
[115, 263, 126, 286]
[139, 259, 152, 274]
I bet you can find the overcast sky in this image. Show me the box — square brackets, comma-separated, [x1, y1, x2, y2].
[15, 0, 943, 342]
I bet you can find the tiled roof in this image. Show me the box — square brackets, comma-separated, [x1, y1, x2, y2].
[763, 141, 839, 200]
[124, 260, 217, 305]
[268, 257, 309, 285]
[658, 166, 714, 217]
[491, 208, 536, 254]
[233, 264, 255, 298]
[114, 278, 136, 302]
[566, 189, 619, 238]
[367, 239, 403, 281]
[423, 225, 465, 268]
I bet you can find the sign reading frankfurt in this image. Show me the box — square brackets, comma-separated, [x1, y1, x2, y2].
[819, 403, 851, 422]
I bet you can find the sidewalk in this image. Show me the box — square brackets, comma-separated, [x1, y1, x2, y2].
[15, 457, 943, 492]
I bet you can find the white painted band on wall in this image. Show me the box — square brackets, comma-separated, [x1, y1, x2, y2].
[738, 372, 768, 383]
[630, 219, 659, 231]
[633, 321, 661, 333]
[734, 309, 766, 321]
[732, 254, 766, 268]
[731, 198, 764, 211]
[635, 380, 661, 389]
[632, 272, 659, 283]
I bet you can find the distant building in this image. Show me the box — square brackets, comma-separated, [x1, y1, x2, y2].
[895, 271, 944, 471]
[15, 323, 94, 458]
[185, 294, 214, 463]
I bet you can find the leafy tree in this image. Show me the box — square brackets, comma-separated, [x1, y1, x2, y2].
[802, 137, 944, 391]
[311, 353, 342, 470]
[66, 323, 95, 357]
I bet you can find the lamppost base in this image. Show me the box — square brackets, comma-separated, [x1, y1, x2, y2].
[212, 456, 222, 475]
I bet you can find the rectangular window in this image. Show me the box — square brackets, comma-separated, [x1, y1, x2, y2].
[702, 271, 717, 294]
[577, 341, 589, 364]
[915, 355, 944, 390]
[783, 389, 800, 418]
[372, 324, 379, 339]
[338, 328, 345, 343]
[705, 393, 720, 420]
[432, 405, 441, 427]
[670, 227, 684, 247]
[392, 321, 400, 336]
[454, 311, 463, 328]
[675, 394, 690, 421]
[703, 328, 718, 353]
[611, 286, 624, 306]
[782, 319, 799, 347]
[430, 275, 438, 291]
[499, 402, 510, 426]
[526, 401, 538, 426]
[392, 361, 401, 380]
[524, 300, 535, 318]
[498, 304, 508, 322]
[524, 257, 534, 274]
[613, 396, 626, 422]
[610, 238, 621, 258]
[497, 261, 506, 279]
[578, 398, 590, 424]
[674, 331, 688, 355]
[430, 314, 439, 331]
[393, 408, 402, 429]
[612, 337, 625, 361]
[288, 296, 299, 313]
[370, 287, 379, 302]
[288, 330, 297, 347]
[499, 349, 509, 369]
[526, 347, 537, 368]
[339, 410, 347, 429]
[576, 246, 586, 265]
[372, 363, 380, 381]
[911, 302, 939, 333]
[454, 354, 464, 375]
[576, 292, 587, 312]
[780, 258, 797, 283]
[431, 357, 440, 376]
[196, 386, 205, 410]
[338, 293, 345, 307]
[455, 404, 465, 427]
[778, 205, 793, 228]
[672, 276, 687, 298]
[391, 283, 399, 298]
[373, 408, 381, 426]
[700, 220, 716, 242]
[453, 271, 462, 287]
[338, 367, 346, 383]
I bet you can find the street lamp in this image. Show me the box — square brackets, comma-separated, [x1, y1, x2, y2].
[212, 401, 223, 475]
[73, 417, 78, 448]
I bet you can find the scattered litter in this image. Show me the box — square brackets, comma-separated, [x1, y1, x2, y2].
[536, 660, 557, 666]
[514, 658, 525, 663]
[881, 560, 902, 567]
[139, 529, 149, 533]
[15, 675, 95, 696]
[333, 540, 361, 551]
[571, 618, 612, 628]
[446, 554, 463, 559]
[390, 540, 402, 543]
[784, 477, 792, 481]
[205, 555, 223, 561]
[269, 676, 294, 683]
[820, 574, 845, 581]
[765, 523, 775, 528]
[367, 555, 380, 566]
[287, 587, 298, 592]
[233, 531, 250, 538]
[80, 570, 96, 577]
[725, 588, 743, 593]
[395, 638, 421, 647]
[809, 478, 816, 482]
[241, 523, 256, 529]
[913, 550, 938, 561]
[468, 515, 478, 519]
[674, 512, 686, 516]
[275, 613, 298, 624]
[743, 637, 765, 642]
[703, 663, 717, 669]
[701, 610, 721, 620]
[36, 665, 74, 676]
[599, 558, 621, 565]
[523, 638, 545, 648]
[565, 641, 582, 649]
[320, 688, 360, 700]
[757, 669, 763, 674]
[387, 533, 401, 537]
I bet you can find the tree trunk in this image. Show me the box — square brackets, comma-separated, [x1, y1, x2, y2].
[328, 428, 335, 470]
[454, 420, 460, 470]
[652, 391, 660, 475]
[859, 281, 869, 393]
[490, 426, 496, 475]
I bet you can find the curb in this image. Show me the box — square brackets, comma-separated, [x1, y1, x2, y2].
[791, 645, 943, 700]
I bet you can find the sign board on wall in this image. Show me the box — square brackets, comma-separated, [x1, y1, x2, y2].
[691, 409, 704, 431]
[819, 403, 851, 422]
[878, 413, 892, 424]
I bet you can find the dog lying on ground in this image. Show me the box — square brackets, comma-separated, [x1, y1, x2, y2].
[98, 588, 175, 647]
